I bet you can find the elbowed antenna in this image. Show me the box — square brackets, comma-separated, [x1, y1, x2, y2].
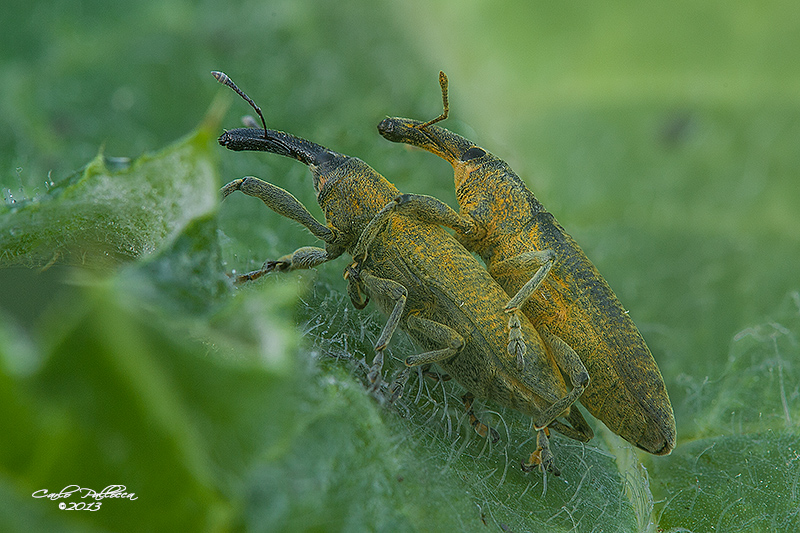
[212, 70, 334, 166]
[416, 70, 449, 130]
[211, 71, 268, 138]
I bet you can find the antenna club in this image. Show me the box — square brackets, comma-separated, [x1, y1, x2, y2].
[211, 71, 230, 85]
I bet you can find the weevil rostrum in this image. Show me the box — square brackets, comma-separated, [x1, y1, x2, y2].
[378, 72, 676, 456]
[213, 71, 594, 474]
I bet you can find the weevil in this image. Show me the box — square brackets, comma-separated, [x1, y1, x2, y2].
[378, 72, 676, 456]
[213, 71, 594, 474]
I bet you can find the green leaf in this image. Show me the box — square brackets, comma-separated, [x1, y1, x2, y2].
[2, 1, 799, 531]
[0, 101, 224, 269]
[650, 292, 800, 532]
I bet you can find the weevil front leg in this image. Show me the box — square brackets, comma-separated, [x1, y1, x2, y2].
[221, 177, 345, 282]
[391, 193, 481, 241]
[234, 246, 332, 284]
[489, 249, 556, 314]
[222, 176, 337, 242]
[349, 193, 474, 265]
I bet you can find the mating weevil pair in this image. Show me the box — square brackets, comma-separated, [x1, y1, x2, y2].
[214, 70, 675, 475]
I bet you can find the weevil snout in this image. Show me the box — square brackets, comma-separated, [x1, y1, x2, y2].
[377, 117, 395, 136]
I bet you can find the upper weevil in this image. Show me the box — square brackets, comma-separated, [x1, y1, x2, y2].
[213, 71, 595, 475]
[377, 71, 676, 456]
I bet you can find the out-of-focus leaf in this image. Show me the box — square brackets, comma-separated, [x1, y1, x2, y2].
[0, 273, 300, 531]
[0, 98, 225, 269]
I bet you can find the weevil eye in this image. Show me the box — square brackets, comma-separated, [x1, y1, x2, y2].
[314, 149, 335, 165]
[460, 147, 486, 161]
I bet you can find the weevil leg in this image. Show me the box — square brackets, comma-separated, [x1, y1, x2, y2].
[402, 315, 464, 367]
[549, 408, 594, 442]
[490, 249, 556, 313]
[351, 200, 398, 264]
[462, 392, 500, 443]
[532, 327, 590, 431]
[532, 382, 586, 433]
[222, 176, 345, 283]
[391, 193, 480, 240]
[490, 249, 556, 366]
[234, 246, 332, 284]
[355, 270, 409, 393]
[420, 364, 451, 382]
[351, 193, 463, 265]
[522, 428, 560, 476]
[383, 315, 462, 401]
[541, 326, 591, 393]
[221, 176, 340, 245]
[389, 367, 411, 403]
[507, 312, 527, 370]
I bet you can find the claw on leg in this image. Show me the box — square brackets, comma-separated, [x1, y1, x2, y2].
[522, 428, 560, 476]
[389, 367, 411, 403]
[367, 350, 385, 394]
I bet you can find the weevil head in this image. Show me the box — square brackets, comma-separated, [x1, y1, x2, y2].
[218, 127, 351, 197]
[378, 117, 473, 164]
[378, 117, 501, 192]
[219, 126, 399, 250]
[379, 117, 546, 260]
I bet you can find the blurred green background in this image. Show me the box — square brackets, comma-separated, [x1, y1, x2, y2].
[1, 1, 799, 531]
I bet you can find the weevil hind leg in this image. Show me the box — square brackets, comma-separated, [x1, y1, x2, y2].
[531, 327, 590, 431]
[547, 410, 594, 443]
[462, 392, 500, 443]
[527, 410, 591, 476]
